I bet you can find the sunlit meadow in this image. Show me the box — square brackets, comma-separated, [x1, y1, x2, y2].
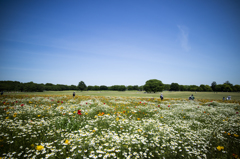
[0, 95, 240, 159]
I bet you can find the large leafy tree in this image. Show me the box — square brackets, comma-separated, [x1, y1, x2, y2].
[211, 81, 217, 91]
[78, 81, 87, 91]
[170, 83, 179, 91]
[143, 79, 164, 93]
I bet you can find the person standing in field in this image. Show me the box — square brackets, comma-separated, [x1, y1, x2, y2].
[160, 93, 163, 100]
[73, 92, 75, 98]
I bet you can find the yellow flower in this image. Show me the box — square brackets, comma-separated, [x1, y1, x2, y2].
[234, 134, 239, 137]
[85, 112, 88, 115]
[161, 117, 163, 118]
[65, 139, 70, 145]
[228, 133, 231, 136]
[35, 145, 44, 151]
[216, 146, 224, 151]
[31, 144, 35, 147]
[137, 118, 140, 120]
[92, 130, 96, 132]
[6, 112, 9, 114]
[5, 117, 9, 119]
[183, 116, 185, 118]
[73, 111, 76, 113]
[29, 101, 32, 104]
[116, 117, 119, 121]
[38, 115, 41, 117]
[13, 114, 17, 117]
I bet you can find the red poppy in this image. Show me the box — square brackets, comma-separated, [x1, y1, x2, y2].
[57, 101, 60, 103]
[21, 104, 24, 106]
[237, 112, 239, 114]
[16, 101, 18, 103]
[168, 105, 170, 107]
[61, 101, 63, 103]
[86, 102, 87, 104]
[104, 103, 105, 104]
[77, 110, 82, 115]
[140, 102, 141, 103]
[158, 105, 160, 107]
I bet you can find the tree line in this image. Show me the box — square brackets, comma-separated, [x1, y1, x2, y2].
[0, 80, 239, 93]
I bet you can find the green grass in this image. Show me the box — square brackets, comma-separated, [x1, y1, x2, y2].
[5, 90, 240, 101]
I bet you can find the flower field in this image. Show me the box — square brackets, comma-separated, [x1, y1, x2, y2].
[0, 95, 240, 159]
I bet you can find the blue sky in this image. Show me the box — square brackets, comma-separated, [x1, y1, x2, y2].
[0, 0, 239, 86]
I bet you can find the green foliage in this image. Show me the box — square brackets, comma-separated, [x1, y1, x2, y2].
[100, 85, 108, 90]
[78, 81, 87, 91]
[127, 85, 133, 90]
[211, 81, 217, 91]
[170, 83, 179, 91]
[143, 79, 164, 93]
[164, 84, 170, 90]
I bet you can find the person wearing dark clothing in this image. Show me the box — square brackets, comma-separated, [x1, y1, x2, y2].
[73, 92, 75, 98]
[160, 93, 163, 100]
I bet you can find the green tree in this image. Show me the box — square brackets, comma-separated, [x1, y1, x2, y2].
[100, 85, 108, 90]
[211, 81, 217, 91]
[233, 85, 240, 92]
[164, 84, 170, 90]
[93, 85, 100, 90]
[132, 85, 139, 90]
[143, 79, 164, 93]
[118, 85, 126, 91]
[170, 83, 179, 91]
[127, 85, 133, 90]
[78, 81, 87, 91]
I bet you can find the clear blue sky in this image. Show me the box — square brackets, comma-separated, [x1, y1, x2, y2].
[0, 0, 239, 86]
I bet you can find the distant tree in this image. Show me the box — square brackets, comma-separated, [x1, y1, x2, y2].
[222, 84, 233, 92]
[132, 85, 139, 90]
[127, 85, 133, 90]
[224, 81, 233, 87]
[93, 85, 100, 90]
[164, 84, 170, 91]
[179, 85, 185, 91]
[100, 85, 108, 90]
[143, 79, 164, 93]
[78, 81, 87, 91]
[200, 84, 206, 91]
[139, 85, 144, 91]
[87, 85, 93, 90]
[215, 84, 223, 92]
[211, 81, 217, 91]
[118, 85, 126, 91]
[170, 83, 179, 91]
[233, 85, 240, 92]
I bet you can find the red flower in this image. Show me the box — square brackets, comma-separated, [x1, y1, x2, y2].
[16, 101, 18, 103]
[236, 112, 239, 114]
[158, 105, 160, 107]
[168, 105, 170, 107]
[86, 102, 87, 104]
[77, 110, 82, 115]
[104, 103, 105, 104]
[140, 102, 141, 103]
[21, 104, 24, 106]
[197, 106, 199, 108]
[61, 101, 63, 103]
[57, 101, 60, 103]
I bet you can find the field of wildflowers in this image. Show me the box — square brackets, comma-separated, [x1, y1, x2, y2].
[0, 95, 240, 159]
